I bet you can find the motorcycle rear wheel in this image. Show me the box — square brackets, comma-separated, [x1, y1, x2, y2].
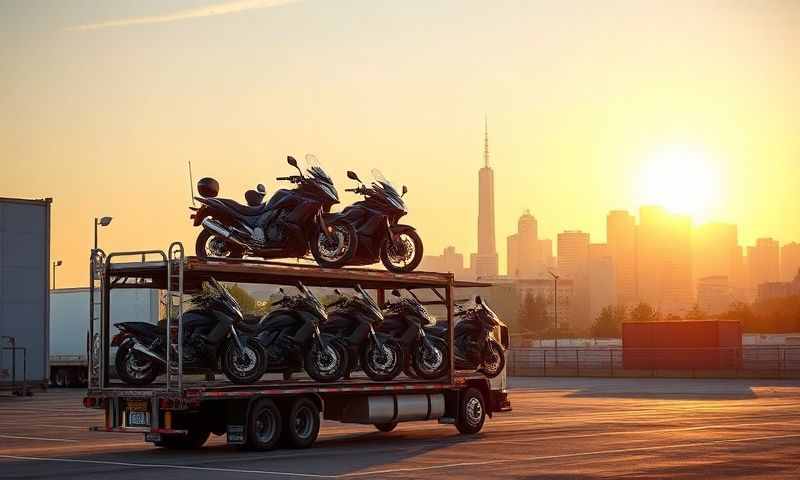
[115, 344, 160, 386]
[380, 230, 423, 273]
[310, 221, 358, 268]
[195, 228, 244, 259]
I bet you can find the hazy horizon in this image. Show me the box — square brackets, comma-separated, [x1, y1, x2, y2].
[3, 0, 799, 287]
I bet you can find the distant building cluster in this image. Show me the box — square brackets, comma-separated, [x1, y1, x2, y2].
[419, 119, 800, 332]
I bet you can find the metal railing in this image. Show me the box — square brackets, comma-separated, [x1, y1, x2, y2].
[1, 336, 29, 396]
[507, 345, 800, 378]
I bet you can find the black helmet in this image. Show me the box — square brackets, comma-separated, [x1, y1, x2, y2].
[197, 177, 219, 198]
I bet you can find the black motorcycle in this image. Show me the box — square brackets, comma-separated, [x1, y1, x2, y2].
[379, 290, 449, 380]
[255, 282, 349, 382]
[321, 285, 405, 381]
[327, 169, 423, 273]
[430, 296, 507, 378]
[112, 278, 268, 386]
[190, 154, 358, 267]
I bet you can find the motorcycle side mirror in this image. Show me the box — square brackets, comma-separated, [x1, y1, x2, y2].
[278, 288, 285, 294]
[334, 288, 342, 295]
[475, 295, 483, 305]
[287, 156, 303, 176]
[256, 184, 266, 194]
[402, 185, 408, 197]
[346, 170, 362, 183]
[391, 289, 401, 297]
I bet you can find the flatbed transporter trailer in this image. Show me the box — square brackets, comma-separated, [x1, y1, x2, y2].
[83, 243, 511, 450]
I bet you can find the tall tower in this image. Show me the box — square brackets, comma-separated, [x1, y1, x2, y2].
[472, 116, 499, 278]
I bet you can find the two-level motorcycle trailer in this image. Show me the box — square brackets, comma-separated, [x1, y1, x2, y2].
[83, 243, 511, 450]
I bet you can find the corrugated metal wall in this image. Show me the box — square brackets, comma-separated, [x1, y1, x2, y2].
[0, 198, 51, 386]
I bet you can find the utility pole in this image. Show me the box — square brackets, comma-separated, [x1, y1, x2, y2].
[52, 260, 62, 289]
[548, 271, 560, 359]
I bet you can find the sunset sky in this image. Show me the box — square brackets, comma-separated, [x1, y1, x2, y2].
[2, 0, 799, 287]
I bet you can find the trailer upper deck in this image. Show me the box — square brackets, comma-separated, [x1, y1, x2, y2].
[106, 255, 489, 291]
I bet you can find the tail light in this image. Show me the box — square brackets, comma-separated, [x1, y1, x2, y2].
[83, 396, 105, 409]
[111, 333, 127, 347]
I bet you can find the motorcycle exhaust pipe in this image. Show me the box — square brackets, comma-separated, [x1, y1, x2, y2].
[131, 342, 166, 364]
[201, 218, 249, 248]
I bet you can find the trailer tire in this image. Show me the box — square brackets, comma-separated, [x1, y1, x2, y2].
[282, 397, 320, 449]
[374, 422, 397, 432]
[154, 429, 210, 449]
[455, 387, 485, 435]
[246, 398, 283, 451]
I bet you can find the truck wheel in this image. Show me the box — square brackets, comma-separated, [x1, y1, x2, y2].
[455, 387, 486, 435]
[154, 429, 210, 449]
[246, 398, 283, 451]
[374, 422, 397, 432]
[282, 397, 320, 449]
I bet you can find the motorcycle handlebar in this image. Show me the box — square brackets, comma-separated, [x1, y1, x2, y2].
[345, 188, 360, 193]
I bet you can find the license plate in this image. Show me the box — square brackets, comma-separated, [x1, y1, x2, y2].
[145, 432, 162, 443]
[127, 410, 150, 427]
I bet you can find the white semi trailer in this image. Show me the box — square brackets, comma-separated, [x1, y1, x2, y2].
[50, 287, 159, 387]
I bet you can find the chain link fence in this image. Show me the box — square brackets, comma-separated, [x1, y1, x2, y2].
[507, 345, 800, 378]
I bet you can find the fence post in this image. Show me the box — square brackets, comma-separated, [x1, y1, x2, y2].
[543, 349, 547, 377]
[610, 349, 614, 377]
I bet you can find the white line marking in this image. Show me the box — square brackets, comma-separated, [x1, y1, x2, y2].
[0, 435, 78, 443]
[340, 432, 800, 477]
[0, 455, 334, 478]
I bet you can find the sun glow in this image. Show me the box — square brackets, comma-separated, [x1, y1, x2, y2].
[635, 146, 720, 221]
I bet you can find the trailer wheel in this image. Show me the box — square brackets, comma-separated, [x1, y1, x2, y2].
[282, 397, 320, 449]
[374, 422, 397, 432]
[154, 429, 210, 449]
[455, 387, 485, 435]
[246, 398, 283, 451]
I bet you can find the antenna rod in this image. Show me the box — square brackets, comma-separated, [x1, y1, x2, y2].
[188, 161, 196, 206]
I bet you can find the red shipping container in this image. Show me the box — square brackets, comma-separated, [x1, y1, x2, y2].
[622, 320, 742, 370]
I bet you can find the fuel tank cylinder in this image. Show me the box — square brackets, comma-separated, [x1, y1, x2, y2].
[340, 394, 445, 424]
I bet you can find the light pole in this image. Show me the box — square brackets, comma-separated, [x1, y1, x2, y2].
[52, 260, 62, 289]
[548, 271, 560, 357]
[94, 216, 113, 251]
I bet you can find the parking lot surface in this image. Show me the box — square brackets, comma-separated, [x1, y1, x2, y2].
[1, 377, 799, 479]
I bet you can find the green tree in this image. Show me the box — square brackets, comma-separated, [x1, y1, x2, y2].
[629, 302, 658, 322]
[591, 305, 627, 338]
[517, 292, 550, 333]
[685, 303, 707, 319]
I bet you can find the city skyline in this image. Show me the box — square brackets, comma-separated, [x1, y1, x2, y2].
[3, 1, 799, 287]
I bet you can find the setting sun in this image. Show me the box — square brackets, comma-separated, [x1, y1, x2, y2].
[635, 146, 721, 221]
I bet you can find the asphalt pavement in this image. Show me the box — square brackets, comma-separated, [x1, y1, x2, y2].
[1, 377, 799, 479]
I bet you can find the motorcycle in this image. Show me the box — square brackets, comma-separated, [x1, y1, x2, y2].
[379, 290, 449, 380]
[327, 169, 423, 273]
[255, 282, 349, 382]
[321, 285, 405, 381]
[430, 296, 507, 378]
[112, 278, 268, 386]
[190, 154, 358, 267]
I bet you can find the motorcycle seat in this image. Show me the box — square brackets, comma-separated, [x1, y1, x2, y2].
[216, 198, 269, 217]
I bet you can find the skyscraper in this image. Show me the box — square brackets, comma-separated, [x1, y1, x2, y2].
[748, 238, 780, 290]
[471, 117, 499, 278]
[606, 210, 637, 305]
[781, 242, 800, 282]
[506, 210, 540, 278]
[558, 230, 590, 328]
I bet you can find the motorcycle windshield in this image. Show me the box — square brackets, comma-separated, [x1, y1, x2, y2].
[207, 278, 243, 318]
[297, 282, 328, 321]
[305, 154, 338, 203]
[355, 285, 384, 322]
[370, 169, 406, 213]
[478, 298, 504, 327]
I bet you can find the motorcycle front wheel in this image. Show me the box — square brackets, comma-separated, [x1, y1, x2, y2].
[380, 229, 423, 273]
[221, 338, 267, 385]
[479, 340, 506, 379]
[362, 339, 404, 381]
[310, 221, 358, 268]
[195, 228, 244, 259]
[115, 343, 160, 386]
[412, 337, 449, 380]
[304, 340, 348, 382]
